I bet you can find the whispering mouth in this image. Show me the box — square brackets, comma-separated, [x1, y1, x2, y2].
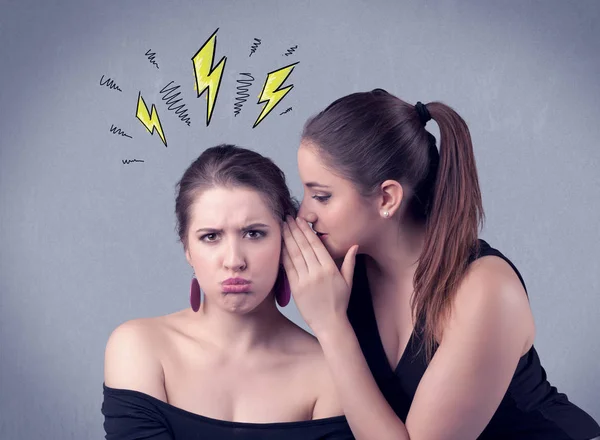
[309, 222, 326, 237]
[314, 228, 328, 238]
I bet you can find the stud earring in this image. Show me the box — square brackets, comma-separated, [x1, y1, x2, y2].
[383, 211, 390, 218]
[190, 274, 201, 312]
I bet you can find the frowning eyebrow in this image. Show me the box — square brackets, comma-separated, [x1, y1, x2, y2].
[305, 182, 331, 189]
[195, 223, 271, 234]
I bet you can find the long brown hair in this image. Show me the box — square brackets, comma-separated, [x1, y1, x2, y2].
[302, 89, 484, 359]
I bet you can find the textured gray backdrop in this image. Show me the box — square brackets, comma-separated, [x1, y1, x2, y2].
[1, 0, 599, 438]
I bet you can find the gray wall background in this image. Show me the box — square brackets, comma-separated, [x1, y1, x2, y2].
[1, 0, 599, 438]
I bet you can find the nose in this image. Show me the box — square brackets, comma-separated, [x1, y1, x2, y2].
[297, 202, 317, 223]
[223, 239, 247, 272]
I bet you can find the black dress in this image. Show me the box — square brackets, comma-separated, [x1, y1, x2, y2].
[347, 239, 600, 440]
[102, 384, 354, 440]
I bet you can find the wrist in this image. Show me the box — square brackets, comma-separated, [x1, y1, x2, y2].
[314, 317, 353, 346]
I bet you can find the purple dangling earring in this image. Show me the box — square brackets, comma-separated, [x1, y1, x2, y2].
[275, 269, 291, 307]
[190, 274, 201, 312]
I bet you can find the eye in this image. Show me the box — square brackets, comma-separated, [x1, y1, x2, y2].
[311, 194, 331, 203]
[245, 230, 266, 239]
[200, 233, 219, 242]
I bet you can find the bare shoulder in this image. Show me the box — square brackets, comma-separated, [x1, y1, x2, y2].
[447, 255, 535, 351]
[104, 316, 168, 400]
[278, 320, 343, 418]
[457, 255, 530, 311]
[275, 317, 326, 363]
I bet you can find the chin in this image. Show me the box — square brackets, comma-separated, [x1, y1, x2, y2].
[222, 293, 269, 314]
[223, 303, 258, 315]
[332, 243, 360, 264]
[324, 242, 345, 260]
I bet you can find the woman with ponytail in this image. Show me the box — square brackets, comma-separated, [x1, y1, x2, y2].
[282, 89, 600, 439]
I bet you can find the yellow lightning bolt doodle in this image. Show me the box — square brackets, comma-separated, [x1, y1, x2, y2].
[136, 92, 167, 147]
[253, 62, 299, 128]
[192, 28, 227, 126]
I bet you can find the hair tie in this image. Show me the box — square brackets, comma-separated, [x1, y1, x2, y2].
[415, 101, 431, 126]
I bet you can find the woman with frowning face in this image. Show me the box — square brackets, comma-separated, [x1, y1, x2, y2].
[282, 89, 600, 440]
[185, 185, 282, 316]
[102, 144, 354, 440]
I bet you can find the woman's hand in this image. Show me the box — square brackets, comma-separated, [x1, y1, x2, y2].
[281, 216, 359, 338]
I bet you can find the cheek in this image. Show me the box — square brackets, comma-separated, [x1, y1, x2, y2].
[254, 238, 281, 266]
[187, 241, 219, 273]
[328, 201, 370, 242]
[187, 247, 215, 292]
[249, 240, 281, 293]
[328, 200, 357, 229]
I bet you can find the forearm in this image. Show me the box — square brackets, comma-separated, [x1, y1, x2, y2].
[317, 319, 410, 440]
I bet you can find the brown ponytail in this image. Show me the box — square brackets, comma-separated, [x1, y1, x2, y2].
[413, 102, 484, 359]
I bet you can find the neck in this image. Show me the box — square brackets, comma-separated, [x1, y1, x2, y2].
[362, 215, 426, 290]
[194, 296, 285, 354]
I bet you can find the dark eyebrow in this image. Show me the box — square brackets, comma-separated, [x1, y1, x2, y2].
[195, 228, 222, 234]
[243, 223, 270, 230]
[305, 182, 331, 189]
[195, 223, 271, 234]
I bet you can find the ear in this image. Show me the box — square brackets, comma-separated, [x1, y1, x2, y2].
[185, 247, 193, 267]
[378, 179, 404, 218]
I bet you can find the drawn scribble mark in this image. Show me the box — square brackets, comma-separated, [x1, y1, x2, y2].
[253, 62, 299, 128]
[234, 73, 254, 117]
[100, 75, 122, 92]
[135, 92, 167, 147]
[249, 38, 262, 57]
[110, 124, 133, 138]
[122, 159, 145, 164]
[192, 28, 227, 126]
[283, 45, 298, 56]
[145, 49, 159, 69]
[159, 81, 191, 126]
[279, 107, 292, 116]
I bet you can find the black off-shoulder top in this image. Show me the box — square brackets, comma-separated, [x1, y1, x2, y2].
[102, 384, 354, 440]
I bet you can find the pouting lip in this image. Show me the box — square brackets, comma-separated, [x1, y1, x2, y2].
[222, 277, 251, 285]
